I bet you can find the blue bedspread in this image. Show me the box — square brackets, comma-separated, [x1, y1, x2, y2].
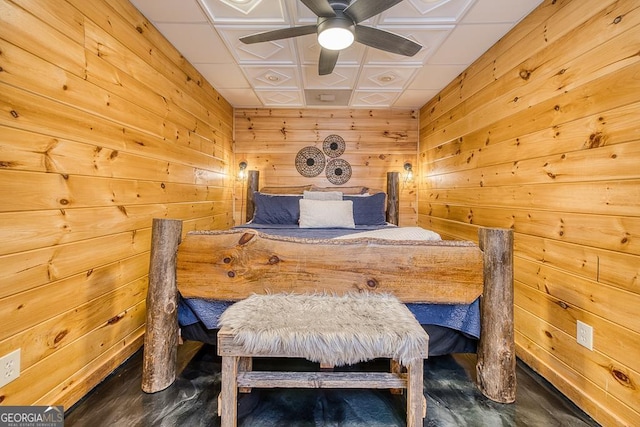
[178, 224, 481, 339]
[179, 297, 481, 339]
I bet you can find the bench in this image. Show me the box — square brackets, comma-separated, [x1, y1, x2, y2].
[216, 293, 429, 426]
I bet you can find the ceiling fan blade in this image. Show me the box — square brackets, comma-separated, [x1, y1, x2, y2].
[343, 0, 403, 23]
[354, 26, 421, 56]
[300, 0, 336, 18]
[318, 48, 339, 75]
[240, 25, 317, 44]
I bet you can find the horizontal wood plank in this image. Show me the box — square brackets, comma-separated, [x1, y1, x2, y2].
[236, 371, 407, 389]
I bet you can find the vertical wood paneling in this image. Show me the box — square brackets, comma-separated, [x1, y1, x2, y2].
[234, 108, 419, 226]
[0, 0, 233, 408]
[418, 0, 640, 425]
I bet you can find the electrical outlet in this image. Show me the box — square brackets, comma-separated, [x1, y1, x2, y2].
[0, 349, 21, 388]
[577, 320, 593, 351]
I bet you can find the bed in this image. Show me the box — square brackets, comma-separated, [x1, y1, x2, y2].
[141, 171, 516, 405]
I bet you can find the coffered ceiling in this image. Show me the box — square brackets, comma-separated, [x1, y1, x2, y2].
[130, 0, 543, 109]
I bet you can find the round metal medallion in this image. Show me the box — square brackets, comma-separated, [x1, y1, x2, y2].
[325, 158, 352, 185]
[295, 146, 326, 177]
[323, 134, 345, 158]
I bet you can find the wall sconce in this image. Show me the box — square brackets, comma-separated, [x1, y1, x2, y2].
[403, 162, 413, 182]
[238, 161, 248, 180]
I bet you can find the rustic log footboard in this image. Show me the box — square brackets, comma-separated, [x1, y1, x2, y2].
[141, 219, 515, 404]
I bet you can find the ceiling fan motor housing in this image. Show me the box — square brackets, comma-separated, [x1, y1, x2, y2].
[317, 11, 356, 48]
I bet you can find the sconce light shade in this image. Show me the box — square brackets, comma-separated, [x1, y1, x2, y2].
[238, 161, 248, 180]
[403, 162, 413, 181]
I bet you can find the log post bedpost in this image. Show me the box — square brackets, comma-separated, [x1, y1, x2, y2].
[476, 227, 516, 403]
[141, 218, 183, 393]
[386, 171, 399, 225]
[246, 170, 259, 223]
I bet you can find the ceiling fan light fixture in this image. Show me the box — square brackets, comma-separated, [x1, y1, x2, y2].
[317, 16, 354, 51]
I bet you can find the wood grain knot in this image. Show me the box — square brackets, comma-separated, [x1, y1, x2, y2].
[366, 279, 378, 289]
[227, 271, 236, 278]
[586, 132, 604, 149]
[165, 302, 175, 314]
[610, 368, 633, 388]
[223, 257, 232, 264]
[518, 69, 531, 80]
[54, 329, 69, 345]
[239, 233, 255, 245]
[108, 313, 126, 324]
[268, 255, 280, 265]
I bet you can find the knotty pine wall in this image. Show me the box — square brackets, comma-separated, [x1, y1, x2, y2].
[234, 108, 419, 226]
[0, 0, 233, 408]
[418, 0, 640, 425]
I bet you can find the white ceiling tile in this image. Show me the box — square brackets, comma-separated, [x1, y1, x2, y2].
[217, 27, 300, 64]
[199, 0, 288, 24]
[155, 23, 235, 64]
[130, 0, 207, 23]
[351, 91, 401, 107]
[357, 66, 419, 90]
[243, 66, 300, 89]
[394, 89, 439, 108]
[408, 64, 467, 89]
[196, 63, 251, 89]
[381, 0, 476, 24]
[428, 22, 513, 64]
[216, 88, 261, 107]
[462, 0, 542, 23]
[302, 66, 359, 90]
[256, 90, 304, 106]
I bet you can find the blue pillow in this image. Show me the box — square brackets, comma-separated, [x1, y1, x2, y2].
[252, 192, 302, 224]
[344, 193, 387, 225]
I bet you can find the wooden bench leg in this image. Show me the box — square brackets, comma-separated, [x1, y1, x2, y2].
[390, 359, 404, 395]
[238, 357, 253, 393]
[406, 359, 425, 427]
[220, 356, 238, 427]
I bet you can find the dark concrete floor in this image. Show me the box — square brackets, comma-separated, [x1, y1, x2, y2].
[65, 341, 600, 426]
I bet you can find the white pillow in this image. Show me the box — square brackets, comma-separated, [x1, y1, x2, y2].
[299, 199, 355, 228]
[303, 190, 343, 200]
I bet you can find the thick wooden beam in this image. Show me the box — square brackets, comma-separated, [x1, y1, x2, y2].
[245, 170, 259, 222]
[141, 218, 183, 393]
[386, 171, 400, 225]
[476, 227, 516, 403]
[177, 229, 483, 304]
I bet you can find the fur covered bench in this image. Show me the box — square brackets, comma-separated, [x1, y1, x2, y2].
[216, 293, 430, 427]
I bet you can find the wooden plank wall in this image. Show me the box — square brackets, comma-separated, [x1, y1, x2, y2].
[0, 0, 234, 408]
[418, 0, 640, 425]
[234, 108, 419, 226]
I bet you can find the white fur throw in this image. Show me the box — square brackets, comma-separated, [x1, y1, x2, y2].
[218, 293, 429, 366]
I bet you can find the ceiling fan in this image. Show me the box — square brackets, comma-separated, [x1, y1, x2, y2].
[239, 0, 422, 75]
